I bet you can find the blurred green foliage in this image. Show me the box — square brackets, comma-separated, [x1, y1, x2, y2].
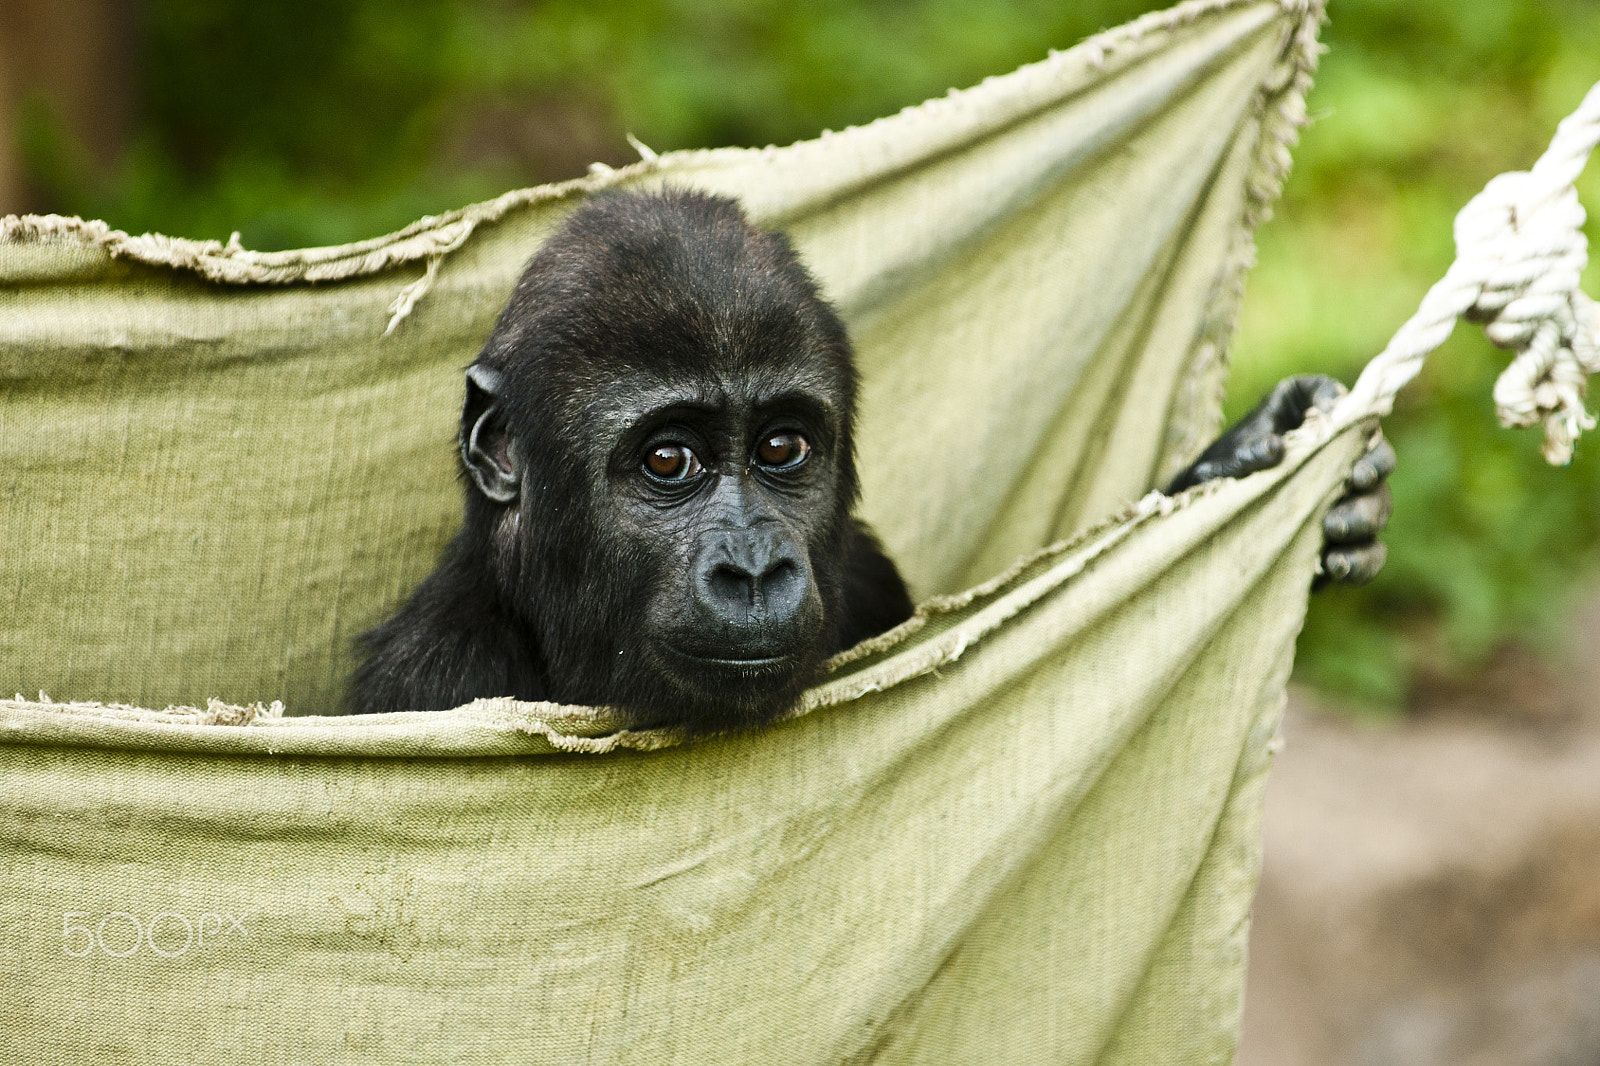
[16, 0, 1600, 710]
[1227, 0, 1600, 707]
[25, 0, 1187, 248]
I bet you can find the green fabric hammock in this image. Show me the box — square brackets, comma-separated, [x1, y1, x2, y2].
[0, 0, 1422, 1061]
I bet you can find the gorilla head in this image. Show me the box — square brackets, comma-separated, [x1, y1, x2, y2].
[354, 190, 913, 732]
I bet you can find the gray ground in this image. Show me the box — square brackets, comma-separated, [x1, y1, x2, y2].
[1236, 599, 1600, 1066]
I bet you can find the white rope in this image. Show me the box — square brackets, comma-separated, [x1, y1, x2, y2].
[1338, 79, 1600, 464]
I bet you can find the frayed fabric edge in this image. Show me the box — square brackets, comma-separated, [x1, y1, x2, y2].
[0, 413, 1366, 756]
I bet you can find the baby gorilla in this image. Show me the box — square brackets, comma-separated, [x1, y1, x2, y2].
[353, 190, 914, 732]
[353, 189, 1390, 731]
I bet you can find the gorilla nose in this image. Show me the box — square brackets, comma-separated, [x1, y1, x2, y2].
[708, 558, 800, 610]
[694, 531, 808, 633]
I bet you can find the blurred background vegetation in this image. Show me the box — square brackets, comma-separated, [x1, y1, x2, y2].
[4, 0, 1599, 712]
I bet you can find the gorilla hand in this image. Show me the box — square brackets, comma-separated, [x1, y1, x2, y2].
[1165, 374, 1393, 587]
[1319, 430, 1393, 588]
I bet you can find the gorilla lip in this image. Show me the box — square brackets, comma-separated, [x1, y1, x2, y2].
[656, 643, 795, 673]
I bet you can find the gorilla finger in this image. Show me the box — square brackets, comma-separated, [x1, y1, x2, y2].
[1350, 436, 1396, 492]
[1323, 484, 1393, 542]
[1304, 374, 1348, 415]
[1236, 433, 1285, 475]
[1323, 541, 1387, 586]
[1269, 374, 1347, 431]
[1182, 437, 1282, 487]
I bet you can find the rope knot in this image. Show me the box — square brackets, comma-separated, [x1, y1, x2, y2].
[1453, 164, 1600, 464]
[1338, 80, 1600, 461]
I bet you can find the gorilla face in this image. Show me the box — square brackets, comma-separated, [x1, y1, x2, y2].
[593, 369, 846, 724]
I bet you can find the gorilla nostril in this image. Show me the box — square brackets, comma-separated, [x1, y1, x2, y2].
[708, 563, 756, 606]
[759, 560, 800, 604]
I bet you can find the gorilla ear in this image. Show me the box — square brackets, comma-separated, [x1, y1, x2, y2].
[461, 365, 520, 504]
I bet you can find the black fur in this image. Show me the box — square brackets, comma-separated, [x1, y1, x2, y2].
[353, 189, 915, 732]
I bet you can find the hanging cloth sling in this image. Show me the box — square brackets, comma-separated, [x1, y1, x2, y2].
[3, 0, 1597, 1060]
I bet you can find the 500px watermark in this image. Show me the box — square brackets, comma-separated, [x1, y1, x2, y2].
[61, 911, 249, 958]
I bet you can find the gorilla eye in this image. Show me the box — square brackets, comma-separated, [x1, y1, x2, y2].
[644, 443, 703, 481]
[756, 432, 810, 469]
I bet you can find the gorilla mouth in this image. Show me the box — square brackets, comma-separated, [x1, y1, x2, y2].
[688, 654, 787, 668]
[635, 641, 815, 734]
[657, 643, 795, 674]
